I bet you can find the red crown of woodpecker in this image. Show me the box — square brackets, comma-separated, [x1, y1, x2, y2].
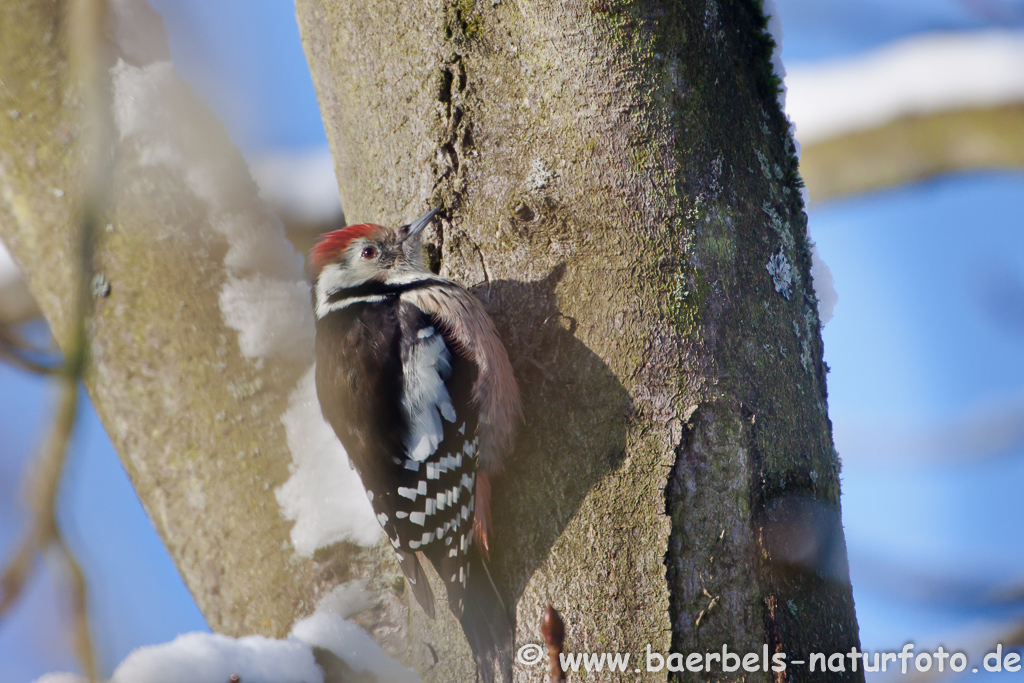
[310, 223, 382, 275]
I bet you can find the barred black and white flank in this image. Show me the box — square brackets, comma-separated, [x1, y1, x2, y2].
[310, 209, 521, 683]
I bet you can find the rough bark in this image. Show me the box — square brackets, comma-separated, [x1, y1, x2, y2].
[0, 0, 863, 681]
[298, 0, 861, 681]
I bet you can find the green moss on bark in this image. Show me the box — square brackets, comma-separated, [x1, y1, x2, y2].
[298, 0, 860, 679]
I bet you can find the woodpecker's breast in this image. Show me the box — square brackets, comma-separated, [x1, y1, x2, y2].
[315, 295, 480, 555]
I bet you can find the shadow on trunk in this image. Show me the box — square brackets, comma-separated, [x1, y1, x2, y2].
[473, 265, 633, 608]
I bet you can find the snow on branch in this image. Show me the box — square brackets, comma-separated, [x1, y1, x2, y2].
[34, 583, 420, 683]
[248, 150, 344, 226]
[110, 52, 382, 552]
[277, 367, 382, 553]
[786, 30, 1024, 144]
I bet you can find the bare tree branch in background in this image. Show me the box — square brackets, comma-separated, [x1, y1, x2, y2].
[800, 103, 1024, 201]
[0, 356, 96, 681]
[0, 324, 59, 375]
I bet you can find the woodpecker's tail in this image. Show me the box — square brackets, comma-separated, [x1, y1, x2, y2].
[395, 549, 436, 619]
[458, 548, 514, 683]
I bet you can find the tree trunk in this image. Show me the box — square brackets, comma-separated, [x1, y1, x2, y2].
[298, 0, 862, 680]
[0, 0, 863, 680]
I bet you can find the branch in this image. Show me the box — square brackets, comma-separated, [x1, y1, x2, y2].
[800, 103, 1024, 201]
[0, 324, 60, 375]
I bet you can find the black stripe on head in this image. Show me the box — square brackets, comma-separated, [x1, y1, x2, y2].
[327, 278, 449, 305]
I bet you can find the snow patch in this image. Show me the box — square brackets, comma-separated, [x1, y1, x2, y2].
[111, 58, 314, 362]
[33, 676, 83, 683]
[0, 237, 20, 288]
[248, 150, 343, 224]
[809, 242, 837, 324]
[214, 211, 306, 279]
[33, 606, 420, 683]
[219, 277, 313, 360]
[315, 580, 375, 618]
[786, 30, 1024, 144]
[112, 633, 319, 683]
[276, 366, 381, 554]
[292, 612, 420, 683]
[112, 59, 179, 142]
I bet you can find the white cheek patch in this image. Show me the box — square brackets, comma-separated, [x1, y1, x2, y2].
[315, 263, 352, 319]
[402, 329, 457, 462]
[314, 257, 389, 319]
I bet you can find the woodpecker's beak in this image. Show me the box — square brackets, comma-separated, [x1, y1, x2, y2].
[401, 208, 441, 242]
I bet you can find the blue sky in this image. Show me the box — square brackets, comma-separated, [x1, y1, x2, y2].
[146, 0, 326, 153]
[814, 173, 1024, 669]
[2, 0, 1023, 680]
[773, 0, 1024, 62]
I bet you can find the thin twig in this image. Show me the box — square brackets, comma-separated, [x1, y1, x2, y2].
[0, 541, 35, 616]
[0, 1, 111, 680]
[58, 536, 98, 679]
[0, 325, 60, 375]
[0, 321, 94, 679]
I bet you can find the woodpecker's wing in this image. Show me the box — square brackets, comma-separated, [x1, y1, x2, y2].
[394, 302, 514, 683]
[389, 302, 482, 616]
[314, 297, 480, 610]
[315, 289, 512, 682]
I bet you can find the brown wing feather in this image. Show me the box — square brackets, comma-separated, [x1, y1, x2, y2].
[403, 285, 521, 473]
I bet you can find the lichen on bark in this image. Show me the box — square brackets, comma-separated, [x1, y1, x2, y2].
[1, 0, 862, 680]
[299, 0, 861, 681]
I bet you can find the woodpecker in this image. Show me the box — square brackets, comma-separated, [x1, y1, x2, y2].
[310, 208, 521, 682]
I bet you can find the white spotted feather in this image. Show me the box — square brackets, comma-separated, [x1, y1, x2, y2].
[402, 326, 457, 461]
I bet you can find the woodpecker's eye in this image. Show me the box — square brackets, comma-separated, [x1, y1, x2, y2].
[361, 246, 378, 260]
